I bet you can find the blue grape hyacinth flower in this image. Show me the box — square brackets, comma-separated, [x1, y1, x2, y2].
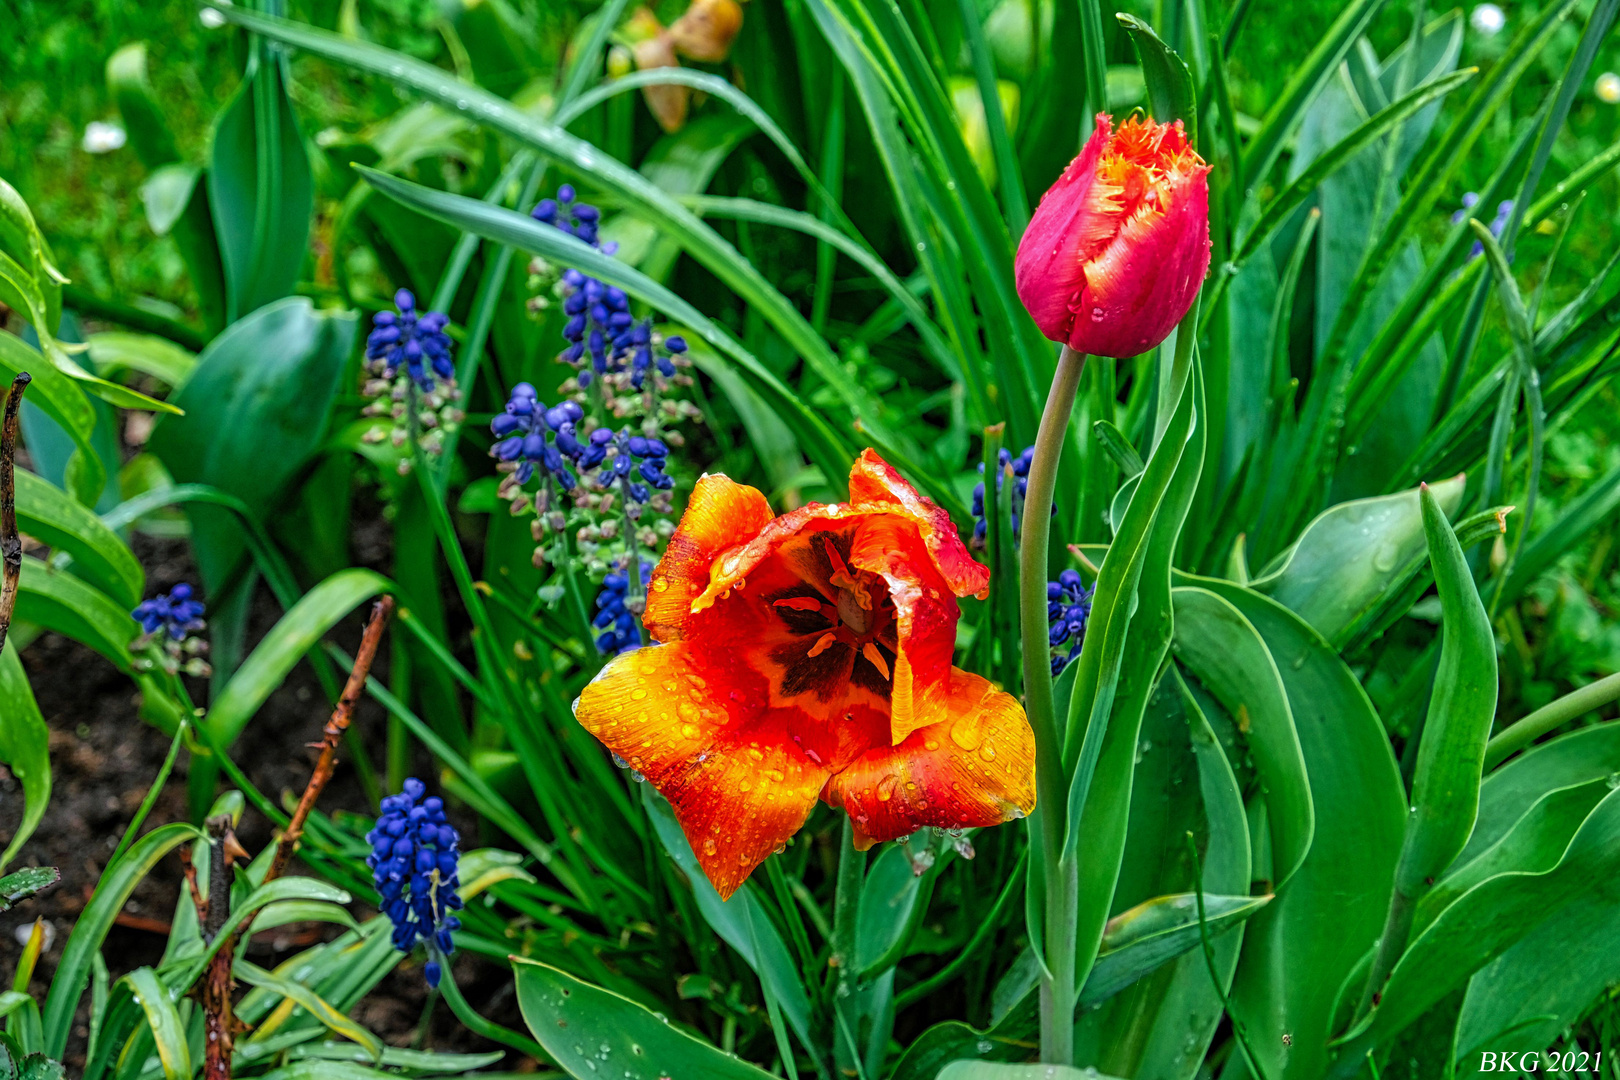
[366, 289, 455, 391]
[132, 583, 206, 641]
[490, 382, 585, 490]
[594, 561, 653, 654]
[580, 428, 676, 504]
[1047, 569, 1093, 676]
[971, 445, 1047, 547]
[366, 778, 463, 988]
[1451, 193, 1514, 258]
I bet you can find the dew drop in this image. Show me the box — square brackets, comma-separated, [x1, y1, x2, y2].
[681, 723, 700, 739]
[876, 774, 898, 801]
[950, 717, 984, 752]
[1090, 306, 1105, 322]
[631, 688, 648, 700]
[979, 742, 997, 762]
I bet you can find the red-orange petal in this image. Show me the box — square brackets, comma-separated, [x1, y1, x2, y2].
[645, 473, 774, 642]
[574, 642, 836, 899]
[848, 515, 958, 744]
[846, 449, 990, 600]
[822, 668, 1036, 844]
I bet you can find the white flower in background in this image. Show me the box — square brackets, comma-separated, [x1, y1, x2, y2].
[81, 121, 126, 154]
[1598, 72, 1620, 105]
[199, 4, 228, 28]
[1470, 3, 1506, 35]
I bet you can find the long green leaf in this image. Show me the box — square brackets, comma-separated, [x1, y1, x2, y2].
[13, 468, 142, 607]
[233, 960, 383, 1062]
[14, 555, 134, 671]
[122, 968, 189, 1080]
[42, 822, 204, 1058]
[513, 959, 779, 1079]
[200, 2, 889, 447]
[204, 569, 391, 749]
[0, 651, 51, 872]
[356, 167, 854, 484]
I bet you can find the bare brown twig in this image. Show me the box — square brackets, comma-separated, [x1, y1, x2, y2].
[268, 595, 395, 883]
[196, 595, 394, 1080]
[0, 372, 31, 659]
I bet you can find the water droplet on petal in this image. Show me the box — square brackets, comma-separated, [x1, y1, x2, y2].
[876, 774, 898, 801]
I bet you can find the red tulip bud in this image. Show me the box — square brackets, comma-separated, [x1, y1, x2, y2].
[1015, 113, 1211, 358]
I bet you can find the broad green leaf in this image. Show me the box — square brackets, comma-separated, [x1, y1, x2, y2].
[0, 651, 52, 873]
[204, 569, 391, 750]
[42, 822, 203, 1058]
[1467, 723, 1620, 862]
[1081, 892, 1269, 1006]
[1066, 351, 1206, 1004]
[1397, 485, 1498, 891]
[938, 1066, 1124, 1080]
[252, 1063, 398, 1080]
[643, 789, 814, 1056]
[1170, 588, 1315, 888]
[1415, 778, 1609, 936]
[122, 968, 188, 1080]
[1191, 579, 1409, 1080]
[0, 331, 103, 507]
[147, 297, 356, 590]
[233, 960, 383, 1062]
[1076, 670, 1252, 1080]
[14, 468, 142, 607]
[357, 166, 853, 487]
[14, 556, 134, 671]
[85, 332, 196, 391]
[1331, 789, 1620, 1067]
[512, 958, 778, 1079]
[1454, 820, 1620, 1060]
[209, 45, 312, 321]
[0, 868, 58, 911]
[1251, 475, 1465, 646]
[139, 165, 200, 238]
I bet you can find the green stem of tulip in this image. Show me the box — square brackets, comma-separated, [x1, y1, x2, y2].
[1484, 670, 1620, 769]
[1021, 344, 1087, 1065]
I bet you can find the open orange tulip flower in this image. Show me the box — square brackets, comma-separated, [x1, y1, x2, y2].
[575, 450, 1036, 898]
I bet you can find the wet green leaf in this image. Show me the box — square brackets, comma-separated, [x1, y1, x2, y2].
[513, 959, 778, 1079]
[0, 652, 52, 873]
[1252, 475, 1465, 646]
[13, 468, 142, 607]
[122, 968, 189, 1080]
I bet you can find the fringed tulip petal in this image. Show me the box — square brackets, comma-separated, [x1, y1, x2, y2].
[823, 669, 1036, 848]
[847, 449, 990, 600]
[1015, 113, 1210, 358]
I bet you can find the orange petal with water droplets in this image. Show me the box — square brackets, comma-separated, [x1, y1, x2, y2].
[847, 449, 989, 600]
[823, 668, 1035, 845]
[645, 473, 774, 642]
[574, 642, 838, 899]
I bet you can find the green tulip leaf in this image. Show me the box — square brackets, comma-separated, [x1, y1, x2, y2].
[0, 651, 53, 874]
[513, 958, 779, 1079]
[14, 468, 143, 607]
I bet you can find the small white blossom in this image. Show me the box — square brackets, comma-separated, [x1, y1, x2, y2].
[1470, 3, 1506, 35]
[81, 121, 126, 154]
[1597, 72, 1620, 105]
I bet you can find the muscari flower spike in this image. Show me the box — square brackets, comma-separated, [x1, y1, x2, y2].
[366, 289, 454, 391]
[594, 561, 653, 654]
[581, 427, 677, 505]
[613, 319, 689, 391]
[491, 382, 585, 491]
[1451, 193, 1514, 258]
[971, 446, 1051, 547]
[1047, 569, 1094, 676]
[366, 778, 463, 988]
[133, 583, 206, 641]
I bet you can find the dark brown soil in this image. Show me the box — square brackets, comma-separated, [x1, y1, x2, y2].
[0, 530, 532, 1071]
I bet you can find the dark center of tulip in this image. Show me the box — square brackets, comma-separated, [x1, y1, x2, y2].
[765, 529, 899, 703]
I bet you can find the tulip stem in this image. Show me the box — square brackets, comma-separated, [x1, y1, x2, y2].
[1020, 345, 1087, 1065]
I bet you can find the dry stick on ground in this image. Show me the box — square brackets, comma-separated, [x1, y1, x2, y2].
[0, 372, 31, 659]
[197, 595, 396, 1080]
